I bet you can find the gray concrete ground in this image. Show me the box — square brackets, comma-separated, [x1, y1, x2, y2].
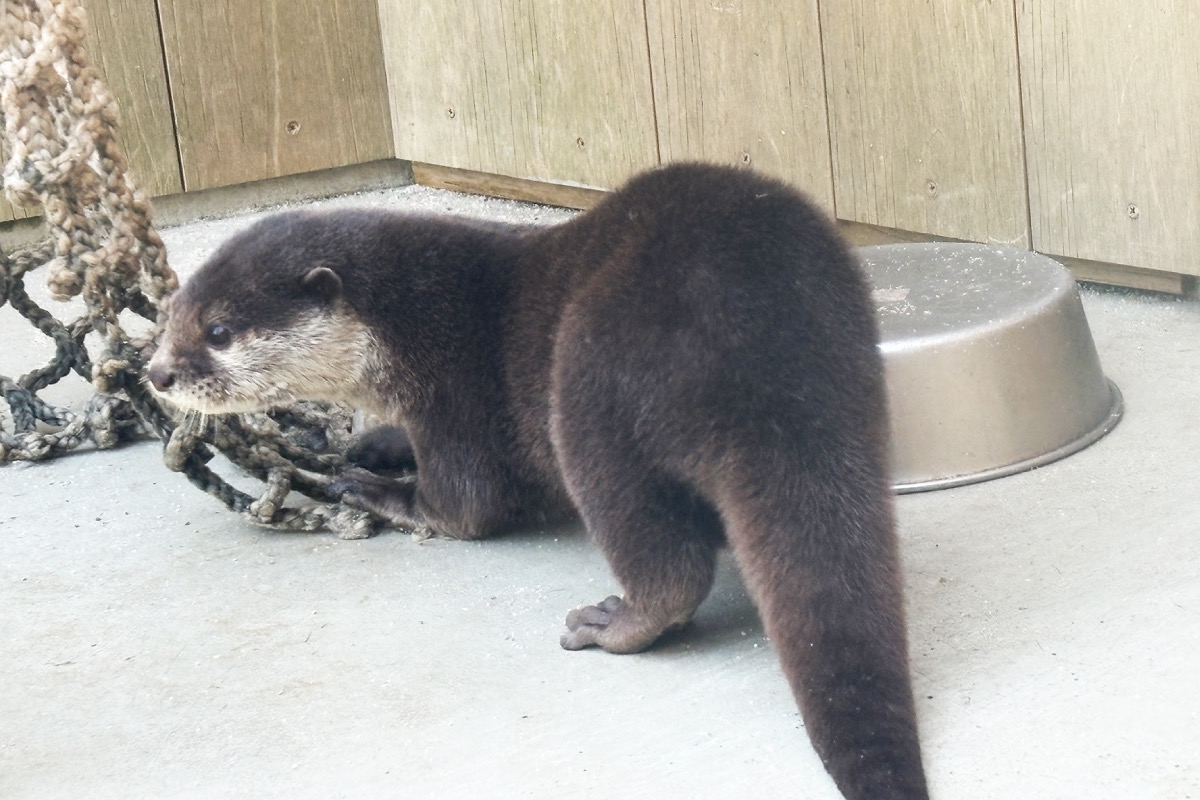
[2, 184, 1198, 799]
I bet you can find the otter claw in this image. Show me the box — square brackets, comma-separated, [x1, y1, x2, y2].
[560, 595, 624, 650]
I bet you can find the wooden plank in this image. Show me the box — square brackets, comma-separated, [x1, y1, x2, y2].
[645, 0, 834, 209]
[158, 0, 393, 192]
[2, 0, 180, 222]
[0, 144, 38, 223]
[379, 0, 658, 189]
[412, 163, 605, 210]
[83, 0, 181, 197]
[821, 1, 1029, 246]
[1017, 1, 1200, 276]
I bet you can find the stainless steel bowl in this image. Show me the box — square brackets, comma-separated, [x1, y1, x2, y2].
[861, 243, 1123, 492]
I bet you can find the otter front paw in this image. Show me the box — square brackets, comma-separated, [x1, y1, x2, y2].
[332, 467, 426, 532]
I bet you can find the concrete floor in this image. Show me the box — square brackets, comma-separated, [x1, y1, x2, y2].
[2, 184, 1198, 799]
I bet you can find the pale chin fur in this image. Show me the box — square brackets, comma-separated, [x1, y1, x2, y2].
[150, 384, 281, 416]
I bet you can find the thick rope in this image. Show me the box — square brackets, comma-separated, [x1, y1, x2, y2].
[0, 0, 378, 539]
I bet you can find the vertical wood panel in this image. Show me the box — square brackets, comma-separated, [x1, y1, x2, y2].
[1018, 1, 1200, 276]
[379, 0, 658, 189]
[1, 0, 179, 222]
[0, 146, 38, 223]
[84, 0, 181, 197]
[821, 1, 1029, 245]
[158, 0, 393, 192]
[646, 0, 833, 209]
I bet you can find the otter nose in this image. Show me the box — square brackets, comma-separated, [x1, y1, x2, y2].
[147, 364, 175, 392]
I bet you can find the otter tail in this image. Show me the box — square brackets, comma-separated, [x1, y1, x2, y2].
[715, 448, 929, 800]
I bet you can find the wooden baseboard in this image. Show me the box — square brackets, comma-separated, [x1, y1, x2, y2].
[152, 159, 415, 227]
[412, 162, 607, 210]
[1052, 255, 1186, 295]
[837, 221, 1186, 295]
[838, 220, 966, 248]
[417, 163, 1190, 295]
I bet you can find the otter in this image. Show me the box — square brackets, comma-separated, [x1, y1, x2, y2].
[147, 163, 929, 799]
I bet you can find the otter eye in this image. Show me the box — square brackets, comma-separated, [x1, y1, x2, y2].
[205, 323, 232, 349]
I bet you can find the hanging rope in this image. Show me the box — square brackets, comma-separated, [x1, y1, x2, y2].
[0, 0, 378, 539]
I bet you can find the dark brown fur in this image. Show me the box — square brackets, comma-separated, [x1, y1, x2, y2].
[148, 163, 928, 799]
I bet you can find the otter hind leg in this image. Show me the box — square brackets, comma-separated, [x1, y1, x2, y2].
[558, 467, 723, 654]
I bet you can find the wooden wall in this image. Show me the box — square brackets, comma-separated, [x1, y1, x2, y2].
[645, 0, 834, 210]
[0, 0, 180, 221]
[81, 0, 182, 198]
[820, 1, 1028, 248]
[380, 0, 657, 189]
[1, 0, 391, 220]
[157, 0, 392, 191]
[1017, 0, 1200, 277]
[379, 1, 1199, 281]
[3, 1, 1196, 284]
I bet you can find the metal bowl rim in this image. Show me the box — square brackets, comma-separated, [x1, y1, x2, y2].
[892, 378, 1124, 494]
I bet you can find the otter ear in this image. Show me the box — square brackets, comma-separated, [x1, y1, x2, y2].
[300, 266, 343, 304]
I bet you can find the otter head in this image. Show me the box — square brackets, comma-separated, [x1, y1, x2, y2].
[146, 212, 375, 415]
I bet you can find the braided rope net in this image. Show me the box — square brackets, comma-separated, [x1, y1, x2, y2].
[0, 0, 377, 538]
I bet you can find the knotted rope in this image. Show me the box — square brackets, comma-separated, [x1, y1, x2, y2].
[0, 0, 377, 539]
